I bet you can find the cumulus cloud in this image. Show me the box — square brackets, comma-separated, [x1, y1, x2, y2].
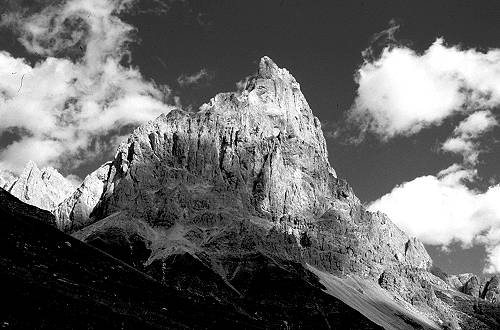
[350, 38, 500, 138]
[177, 68, 212, 87]
[0, 0, 173, 174]
[354, 25, 500, 273]
[369, 164, 500, 273]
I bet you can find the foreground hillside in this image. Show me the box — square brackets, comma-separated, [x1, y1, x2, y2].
[0, 187, 384, 329]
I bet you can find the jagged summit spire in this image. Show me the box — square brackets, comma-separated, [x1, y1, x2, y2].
[19, 160, 62, 178]
[252, 56, 300, 89]
[18, 160, 39, 179]
[78, 55, 337, 223]
[4, 160, 74, 210]
[55, 56, 338, 232]
[258, 56, 280, 78]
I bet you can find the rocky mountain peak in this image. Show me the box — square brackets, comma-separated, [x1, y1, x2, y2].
[91, 56, 339, 227]
[258, 56, 281, 77]
[242, 56, 325, 153]
[1, 161, 74, 210]
[0, 169, 17, 191]
[254, 56, 301, 89]
[62, 58, 431, 277]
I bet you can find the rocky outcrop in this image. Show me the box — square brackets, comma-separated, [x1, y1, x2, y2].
[0, 161, 111, 232]
[54, 162, 112, 232]
[0, 169, 17, 190]
[483, 276, 500, 303]
[1, 161, 74, 211]
[462, 275, 482, 298]
[445, 273, 476, 291]
[440, 272, 500, 303]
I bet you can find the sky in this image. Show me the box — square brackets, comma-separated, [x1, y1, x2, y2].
[1, 0, 500, 276]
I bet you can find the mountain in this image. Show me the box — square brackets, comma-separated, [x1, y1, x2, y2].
[54, 162, 111, 231]
[0, 161, 74, 210]
[442, 272, 500, 304]
[1, 187, 386, 329]
[2, 57, 500, 329]
[0, 169, 17, 190]
[0, 187, 267, 329]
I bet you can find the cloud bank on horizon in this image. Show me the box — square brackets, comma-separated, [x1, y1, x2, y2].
[354, 26, 500, 273]
[0, 0, 174, 177]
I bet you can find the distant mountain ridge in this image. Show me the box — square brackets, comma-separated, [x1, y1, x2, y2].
[2, 57, 500, 329]
[0, 161, 74, 210]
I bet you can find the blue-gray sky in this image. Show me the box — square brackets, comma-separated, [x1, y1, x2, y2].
[1, 0, 500, 275]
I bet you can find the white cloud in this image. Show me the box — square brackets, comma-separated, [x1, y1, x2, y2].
[0, 0, 173, 174]
[352, 33, 500, 273]
[485, 245, 500, 274]
[177, 68, 212, 87]
[441, 138, 474, 158]
[442, 110, 497, 165]
[455, 110, 498, 137]
[369, 164, 500, 273]
[350, 38, 500, 138]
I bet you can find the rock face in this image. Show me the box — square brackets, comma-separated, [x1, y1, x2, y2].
[1, 161, 74, 211]
[6, 57, 500, 328]
[54, 162, 112, 232]
[440, 272, 500, 303]
[78, 56, 431, 280]
[446, 273, 476, 291]
[0, 169, 17, 190]
[462, 275, 482, 298]
[483, 276, 500, 303]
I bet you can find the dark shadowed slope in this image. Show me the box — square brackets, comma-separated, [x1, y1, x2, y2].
[0, 187, 382, 329]
[0, 187, 261, 329]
